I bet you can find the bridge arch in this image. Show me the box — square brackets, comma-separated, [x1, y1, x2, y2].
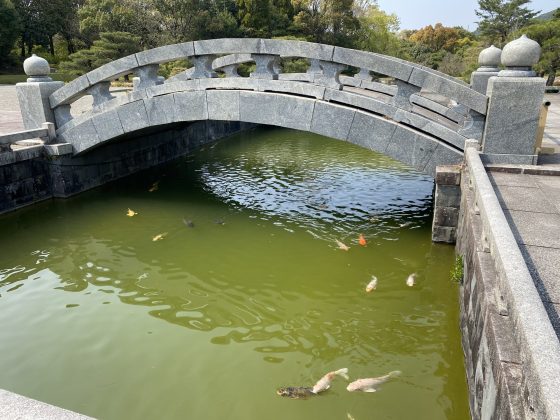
[48, 38, 488, 177]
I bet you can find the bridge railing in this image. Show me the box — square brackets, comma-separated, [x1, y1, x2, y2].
[48, 38, 489, 150]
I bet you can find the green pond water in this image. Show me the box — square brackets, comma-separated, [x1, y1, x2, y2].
[0, 127, 469, 420]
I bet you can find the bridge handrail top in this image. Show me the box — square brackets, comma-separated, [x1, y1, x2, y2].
[49, 38, 488, 115]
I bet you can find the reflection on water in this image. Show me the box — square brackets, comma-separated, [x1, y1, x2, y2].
[0, 128, 468, 420]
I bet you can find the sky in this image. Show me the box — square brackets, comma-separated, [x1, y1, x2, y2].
[376, 0, 559, 31]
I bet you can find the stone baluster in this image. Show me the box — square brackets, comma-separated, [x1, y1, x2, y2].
[86, 82, 115, 109]
[134, 64, 160, 90]
[191, 55, 217, 78]
[250, 54, 279, 80]
[391, 80, 421, 112]
[315, 61, 346, 90]
[307, 59, 322, 74]
[15, 54, 64, 129]
[482, 34, 544, 164]
[53, 105, 73, 127]
[221, 64, 240, 78]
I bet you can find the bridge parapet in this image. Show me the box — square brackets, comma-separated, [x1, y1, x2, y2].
[45, 39, 488, 142]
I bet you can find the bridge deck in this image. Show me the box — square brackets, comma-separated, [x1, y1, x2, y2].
[484, 94, 560, 341]
[490, 169, 560, 339]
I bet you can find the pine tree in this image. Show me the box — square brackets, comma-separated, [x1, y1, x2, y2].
[476, 0, 539, 45]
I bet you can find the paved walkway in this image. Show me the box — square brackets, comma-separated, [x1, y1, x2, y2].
[487, 92, 560, 339]
[0, 85, 24, 133]
[490, 169, 560, 337]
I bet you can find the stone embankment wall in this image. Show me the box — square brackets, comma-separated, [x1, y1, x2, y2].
[0, 121, 253, 215]
[456, 168, 525, 419]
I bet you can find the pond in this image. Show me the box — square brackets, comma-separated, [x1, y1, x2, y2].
[0, 127, 469, 419]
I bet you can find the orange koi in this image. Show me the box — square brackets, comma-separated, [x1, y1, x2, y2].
[358, 234, 367, 246]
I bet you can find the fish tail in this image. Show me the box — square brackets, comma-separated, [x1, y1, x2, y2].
[334, 368, 349, 380]
[388, 370, 401, 378]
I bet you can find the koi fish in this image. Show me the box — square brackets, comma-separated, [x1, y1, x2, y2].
[366, 276, 378, 292]
[336, 240, 350, 251]
[276, 386, 315, 399]
[183, 219, 194, 228]
[126, 208, 138, 217]
[312, 368, 349, 394]
[152, 232, 167, 242]
[406, 273, 417, 287]
[148, 181, 159, 192]
[358, 234, 367, 246]
[346, 371, 401, 392]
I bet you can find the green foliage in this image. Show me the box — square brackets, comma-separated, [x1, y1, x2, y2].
[80, 0, 161, 48]
[450, 255, 464, 284]
[354, 2, 401, 56]
[59, 31, 141, 76]
[0, 0, 20, 68]
[476, 0, 539, 45]
[520, 9, 560, 86]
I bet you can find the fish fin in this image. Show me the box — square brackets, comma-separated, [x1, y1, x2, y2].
[335, 368, 349, 380]
[388, 370, 402, 378]
[364, 388, 377, 393]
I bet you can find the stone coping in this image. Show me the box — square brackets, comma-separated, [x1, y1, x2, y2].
[486, 164, 560, 176]
[0, 389, 94, 419]
[48, 38, 488, 115]
[465, 148, 560, 419]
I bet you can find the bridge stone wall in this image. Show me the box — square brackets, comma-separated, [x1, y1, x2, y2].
[457, 170, 525, 419]
[0, 120, 253, 214]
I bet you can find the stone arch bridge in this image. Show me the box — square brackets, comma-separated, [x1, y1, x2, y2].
[30, 38, 492, 177]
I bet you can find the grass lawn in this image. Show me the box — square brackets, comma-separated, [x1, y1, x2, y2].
[0, 73, 73, 84]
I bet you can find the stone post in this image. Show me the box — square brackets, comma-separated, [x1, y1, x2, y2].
[432, 165, 462, 243]
[481, 35, 545, 164]
[470, 45, 501, 94]
[15, 54, 64, 130]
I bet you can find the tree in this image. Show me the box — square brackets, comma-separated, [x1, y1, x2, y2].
[409, 23, 468, 53]
[59, 31, 141, 75]
[237, 0, 270, 34]
[353, 1, 401, 56]
[0, 0, 20, 68]
[80, 0, 161, 48]
[521, 8, 560, 86]
[292, 0, 358, 46]
[476, 0, 539, 45]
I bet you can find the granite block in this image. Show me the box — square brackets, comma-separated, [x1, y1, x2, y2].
[310, 101, 355, 141]
[260, 39, 334, 61]
[483, 77, 545, 155]
[346, 110, 396, 153]
[332, 48, 413, 81]
[193, 38, 261, 55]
[91, 109, 124, 142]
[117, 100, 149, 133]
[173, 91, 208, 122]
[49, 75, 90, 107]
[521, 244, 560, 305]
[135, 42, 194, 66]
[494, 185, 557, 213]
[58, 119, 101, 154]
[144, 94, 175, 126]
[87, 55, 139, 85]
[505, 209, 560, 248]
[206, 90, 240, 121]
[239, 91, 315, 131]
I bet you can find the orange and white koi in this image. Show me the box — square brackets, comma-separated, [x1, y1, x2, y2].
[358, 234, 367, 246]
